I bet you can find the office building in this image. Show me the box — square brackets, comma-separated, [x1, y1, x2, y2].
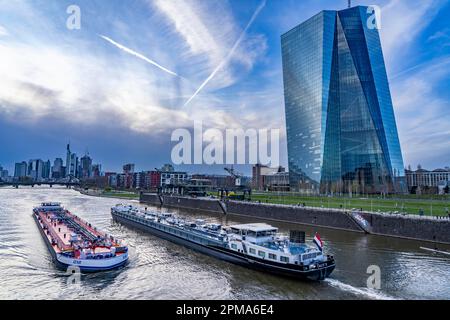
[406, 166, 450, 195]
[282, 6, 406, 194]
[51, 158, 64, 179]
[14, 162, 28, 179]
[252, 164, 289, 191]
[27, 159, 44, 181]
[80, 154, 93, 179]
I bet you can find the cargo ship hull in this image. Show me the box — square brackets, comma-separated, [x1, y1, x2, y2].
[112, 211, 334, 281]
[33, 204, 128, 272]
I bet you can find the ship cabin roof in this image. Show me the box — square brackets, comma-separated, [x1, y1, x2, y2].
[229, 223, 278, 235]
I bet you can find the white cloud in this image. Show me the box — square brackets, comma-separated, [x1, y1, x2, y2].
[375, 0, 450, 168]
[0, 0, 270, 137]
[151, 0, 267, 91]
[391, 56, 450, 167]
[0, 39, 271, 137]
[183, 0, 266, 107]
[427, 28, 450, 42]
[0, 25, 8, 37]
[380, 0, 444, 71]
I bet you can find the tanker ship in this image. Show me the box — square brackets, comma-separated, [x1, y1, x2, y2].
[33, 203, 128, 272]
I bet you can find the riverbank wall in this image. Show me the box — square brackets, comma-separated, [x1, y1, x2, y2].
[139, 193, 450, 244]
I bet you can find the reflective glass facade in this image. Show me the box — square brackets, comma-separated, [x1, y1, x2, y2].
[282, 6, 406, 194]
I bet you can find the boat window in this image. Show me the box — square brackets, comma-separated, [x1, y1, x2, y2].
[247, 231, 257, 237]
[230, 228, 240, 234]
[269, 253, 277, 260]
[231, 244, 238, 250]
[256, 230, 276, 237]
[280, 256, 289, 263]
[249, 248, 256, 254]
[258, 251, 266, 258]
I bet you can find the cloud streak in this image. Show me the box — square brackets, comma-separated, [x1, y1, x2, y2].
[99, 34, 180, 77]
[183, 0, 266, 107]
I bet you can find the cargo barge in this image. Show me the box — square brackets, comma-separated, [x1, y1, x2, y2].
[112, 204, 335, 281]
[33, 203, 128, 272]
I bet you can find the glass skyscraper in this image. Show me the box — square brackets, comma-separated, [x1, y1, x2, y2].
[282, 6, 406, 194]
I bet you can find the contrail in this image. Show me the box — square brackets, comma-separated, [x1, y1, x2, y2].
[99, 34, 180, 77]
[183, 0, 266, 107]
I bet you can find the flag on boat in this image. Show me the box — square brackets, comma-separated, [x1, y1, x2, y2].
[313, 233, 323, 251]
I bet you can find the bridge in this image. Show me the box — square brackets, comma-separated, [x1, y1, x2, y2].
[0, 181, 81, 188]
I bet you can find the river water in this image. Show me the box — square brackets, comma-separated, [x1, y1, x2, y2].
[0, 187, 448, 300]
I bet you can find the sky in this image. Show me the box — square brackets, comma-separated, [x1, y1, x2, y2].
[0, 0, 449, 175]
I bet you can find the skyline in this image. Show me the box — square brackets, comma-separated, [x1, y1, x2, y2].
[1, 0, 450, 174]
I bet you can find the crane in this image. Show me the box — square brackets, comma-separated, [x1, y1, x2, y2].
[224, 166, 243, 187]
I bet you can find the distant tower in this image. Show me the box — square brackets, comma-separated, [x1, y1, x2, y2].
[348, 0, 351, 8]
[66, 143, 71, 178]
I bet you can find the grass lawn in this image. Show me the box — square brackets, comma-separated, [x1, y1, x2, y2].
[102, 191, 139, 199]
[250, 193, 450, 217]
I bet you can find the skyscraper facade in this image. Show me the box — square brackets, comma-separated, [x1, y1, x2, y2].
[42, 160, 51, 179]
[14, 161, 27, 179]
[282, 6, 406, 194]
[80, 154, 93, 179]
[66, 144, 78, 178]
[52, 158, 64, 179]
[27, 159, 44, 181]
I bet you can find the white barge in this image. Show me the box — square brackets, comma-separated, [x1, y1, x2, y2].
[111, 204, 335, 281]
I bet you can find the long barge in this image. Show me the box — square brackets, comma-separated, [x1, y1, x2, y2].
[33, 203, 128, 272]
[111, 204, 335, 281]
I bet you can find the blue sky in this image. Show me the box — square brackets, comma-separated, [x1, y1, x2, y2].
[0, 0, 449, 175]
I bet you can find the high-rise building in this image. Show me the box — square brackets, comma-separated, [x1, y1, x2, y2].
[28, 159, 44, 181]
[52, 158, 64, 179]
[65, 144, 78, 178]
[282, 6, 406, 194]
[80, 154, 93, 179]
[0, 165, 8, 180]
[92, 164, 102, 178]
[66, 144, 71, 177]
[14, 162, 28, 179]
[42, 160, 51, 179]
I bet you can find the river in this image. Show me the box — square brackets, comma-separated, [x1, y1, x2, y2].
[0, 187, 448, 300]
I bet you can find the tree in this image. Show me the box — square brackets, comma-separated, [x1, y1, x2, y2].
[444, 185, 450, 194]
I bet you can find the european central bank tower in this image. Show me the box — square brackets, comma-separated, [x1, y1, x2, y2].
[282, 6, 406, 194]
